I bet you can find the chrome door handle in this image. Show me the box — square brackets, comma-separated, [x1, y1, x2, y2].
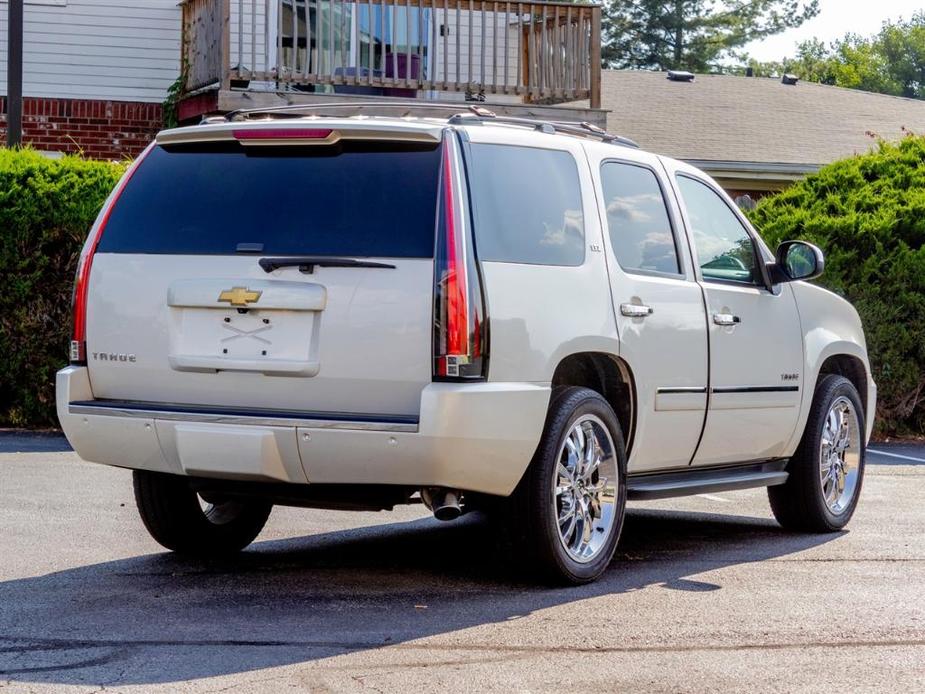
[621, 303, 654, 318]
[713, 313, 741, 326]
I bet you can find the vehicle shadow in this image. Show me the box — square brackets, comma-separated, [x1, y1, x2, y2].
[0, 508, 839, 686]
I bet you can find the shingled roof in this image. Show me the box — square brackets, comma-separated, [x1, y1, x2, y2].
[599, 70, 925, 172]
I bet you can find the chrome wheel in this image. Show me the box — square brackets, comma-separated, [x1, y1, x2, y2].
[553, 414, 618, 563]
[819, 396, 861, 516]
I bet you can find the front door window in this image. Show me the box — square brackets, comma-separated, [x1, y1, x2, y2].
[676, 175, 759, 285]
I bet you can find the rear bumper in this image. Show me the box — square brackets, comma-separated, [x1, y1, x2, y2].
[56, 366, 550, 497]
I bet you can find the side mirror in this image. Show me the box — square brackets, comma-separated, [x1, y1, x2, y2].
[769, 241, 825, 284]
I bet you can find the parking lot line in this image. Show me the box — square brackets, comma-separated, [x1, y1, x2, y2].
[867, 448, 925, 463]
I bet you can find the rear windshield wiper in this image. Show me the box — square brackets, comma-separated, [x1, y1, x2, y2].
[259, 257, 397, 274]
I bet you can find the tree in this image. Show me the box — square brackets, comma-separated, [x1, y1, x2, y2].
[602, 0, 820, 71]
[745, 13, 925, 100]
[876, 14, 925, 98]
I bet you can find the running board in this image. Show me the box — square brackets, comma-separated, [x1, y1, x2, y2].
[627, 460, 789, 501]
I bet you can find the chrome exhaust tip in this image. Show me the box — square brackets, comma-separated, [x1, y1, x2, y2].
[421, 487, 463, 521]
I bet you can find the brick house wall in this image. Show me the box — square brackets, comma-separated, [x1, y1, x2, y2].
[0, 97, 162, 159]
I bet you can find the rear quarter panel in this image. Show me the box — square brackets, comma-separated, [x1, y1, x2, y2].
[463, 126, 619, 383]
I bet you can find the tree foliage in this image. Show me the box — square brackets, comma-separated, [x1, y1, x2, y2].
[748, 135, 925, 435]
[746, 12, 925, 99]
[602, 0, 819, 71]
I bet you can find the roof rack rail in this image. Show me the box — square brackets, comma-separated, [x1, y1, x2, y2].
[221, 101, 639, 149]
[447, 111, 639, 148]
[224, 100, 484, 122]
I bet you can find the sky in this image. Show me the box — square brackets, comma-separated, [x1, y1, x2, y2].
[745, 0, 924, 61]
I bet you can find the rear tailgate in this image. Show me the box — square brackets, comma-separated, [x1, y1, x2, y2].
[84, 126, 443, 419]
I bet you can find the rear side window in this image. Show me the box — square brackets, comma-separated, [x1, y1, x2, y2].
[600, 161, 680, 275]
[466, 143, 584, 266]
[97, 142, 442, 257]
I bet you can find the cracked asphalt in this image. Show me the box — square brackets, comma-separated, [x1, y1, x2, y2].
[0, 435, 923, 693]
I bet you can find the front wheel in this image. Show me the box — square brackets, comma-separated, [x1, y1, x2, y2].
[768, 374, 865, 532]
[133, 470, 272, 555]
[507, 387, 627, 585]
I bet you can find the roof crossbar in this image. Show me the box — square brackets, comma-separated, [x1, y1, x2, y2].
[220, 101, 639, 149]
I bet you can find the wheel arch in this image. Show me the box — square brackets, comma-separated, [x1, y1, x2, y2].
[550, 352, 637, 458]
[818, 353, 868, 420]
[784, 339, 874, 455]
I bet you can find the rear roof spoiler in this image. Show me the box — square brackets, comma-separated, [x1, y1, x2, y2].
[156, 120, 444, 147]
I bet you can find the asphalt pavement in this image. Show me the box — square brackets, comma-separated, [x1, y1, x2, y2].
[0, 435, 923, 692]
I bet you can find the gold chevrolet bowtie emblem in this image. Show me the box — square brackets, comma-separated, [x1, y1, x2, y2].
[218, 286, 262, 307]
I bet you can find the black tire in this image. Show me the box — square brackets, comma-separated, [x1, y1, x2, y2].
[506, 386, 628, 585]
[768, 374, 866, 532]
[133, 470, 272, 555]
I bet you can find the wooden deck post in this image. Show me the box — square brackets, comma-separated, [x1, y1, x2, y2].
[589, 4, 601, 110]
[220, 0, 232, 90]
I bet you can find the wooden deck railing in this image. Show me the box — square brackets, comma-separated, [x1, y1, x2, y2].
[180, 0, 602, 107]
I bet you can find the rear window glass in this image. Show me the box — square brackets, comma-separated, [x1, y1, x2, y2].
[466, 143, 584, 266]
[600, 161, 680, 276]
[96, 141, 442, 257]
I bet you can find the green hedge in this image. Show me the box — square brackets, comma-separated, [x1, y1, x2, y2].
[0, 148, 127, 427]
[749, 136, 925, 436]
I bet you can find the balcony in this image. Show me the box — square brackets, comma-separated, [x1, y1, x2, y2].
[178, 0, 604, 125]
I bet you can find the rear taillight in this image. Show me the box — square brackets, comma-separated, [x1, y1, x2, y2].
[433, 132, 487, 379]
[70, 143, 155, 364]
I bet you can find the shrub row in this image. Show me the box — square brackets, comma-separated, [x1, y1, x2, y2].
[0, 148, 126, 427]
[749, 136, 925, 436]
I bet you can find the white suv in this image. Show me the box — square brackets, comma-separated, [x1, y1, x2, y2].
[56, 107, 876, 584]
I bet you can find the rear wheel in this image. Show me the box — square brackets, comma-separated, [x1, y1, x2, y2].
[768, 374, 865, 532]
[507, 387, 627, 585]
[133, 470, 272, 555]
